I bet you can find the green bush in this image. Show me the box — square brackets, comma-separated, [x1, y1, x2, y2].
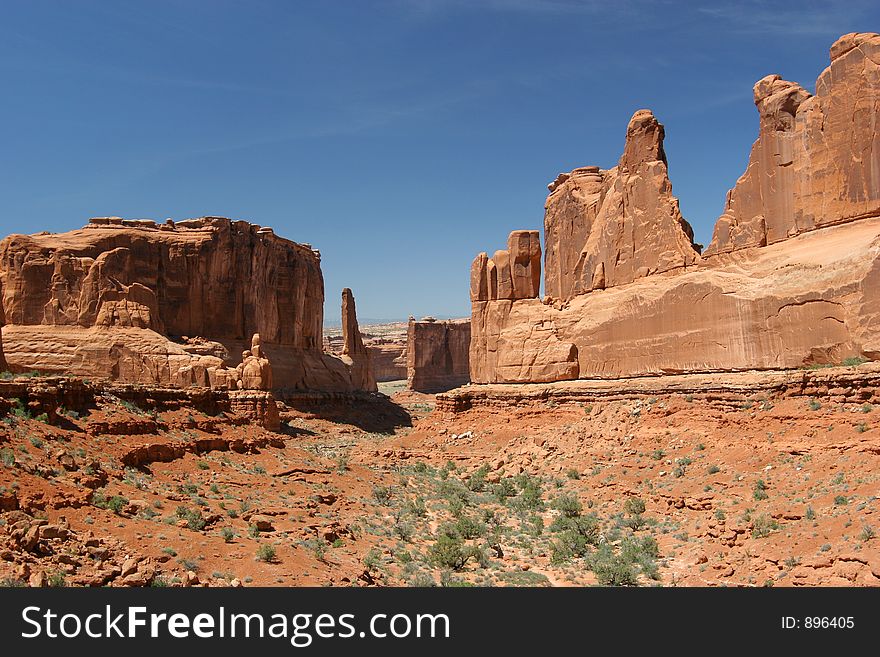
[512, 476, 543, 511]
[175, 506, 206, 531]
[0, 447, 15, 467]
[372, 485, 393, 506]
[554, 493, 583, 518]
[107, 495, 128, 515]
[255, 544, 276, 563]
[220, 527, 235, 543]
[451, 515, 486, 540]
[428, 535, 485, 571]
[47, 572, 67, 588]
[624, 497, 646, 516]
[753, 479, 769, 501]
[466, 465, 489, 492]
[363, 548, 382, 571]
[591, 549, 638, 586]
[405, 496, 427, 518]
[491, 478, 517, 501]
[549, 514, 600, 564]
[751, 514, 779, 539]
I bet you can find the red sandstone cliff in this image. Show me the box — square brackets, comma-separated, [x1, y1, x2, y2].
[544, 110, 699, 301]
[407, 317, 470, 393]
[704, 32, 880, 255]
[469, 33, 880, 384]
[0, 217, 372, 392]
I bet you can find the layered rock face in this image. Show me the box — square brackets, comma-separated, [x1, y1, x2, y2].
[0, 217, 370, 392]
[367, 340, 408, 381]
[0, 300, 6, 372]
[407, 317, 471, 393]
[544, 110, 699, 301]
[1, 217, 323, 345]
[325, 326, 407, 382]
[340, 288, 378, 393]
[470, 33, 880, 384]
[470, 230, 541, 302]
[705, 32, 880, 255]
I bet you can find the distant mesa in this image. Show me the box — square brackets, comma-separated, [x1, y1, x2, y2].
[407, 317, 471, 393]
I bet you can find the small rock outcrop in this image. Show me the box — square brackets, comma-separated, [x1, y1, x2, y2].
[406, 317, 470, 393]
[470, 230, 541, 302]
[340, 288, 378, 392]
[234, 333, 274, 390]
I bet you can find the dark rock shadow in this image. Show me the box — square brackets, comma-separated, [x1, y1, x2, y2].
[277, 391, 413, 434]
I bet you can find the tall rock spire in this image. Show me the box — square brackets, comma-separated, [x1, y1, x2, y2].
[341, 288, 378, 392]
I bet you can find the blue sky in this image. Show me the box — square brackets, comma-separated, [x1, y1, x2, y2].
[1, 1, 877, 323]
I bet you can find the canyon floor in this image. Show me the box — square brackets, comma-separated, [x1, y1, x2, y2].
[1, 365, 879, 587]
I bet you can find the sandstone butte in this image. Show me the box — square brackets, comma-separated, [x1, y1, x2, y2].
[0, 216, 376, 394]
[470, 32, 880, 384]
[406, 316, 471, 393]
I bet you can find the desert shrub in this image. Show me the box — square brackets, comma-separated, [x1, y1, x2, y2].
[0, 448, 15, 467]
[491, 478, 517, 502]
[372, 485, 393, 506]
[753, 479, 769, 501]
[624, 497, 646, 516]
[452, 515, 486, 540]
[363, 548, 382, 571]
[119, 400, 143, 415]
[255, 544, 276, 563]
[47, 572, 67, 588]
[499, 570, 551, 587]
[175, 506, 206, 531]
[220, 527, 235, 543]
[553, 493, 583, 518]
[393, 514, 415, 542]
[429, 534, 469, 570]
[405, 496, 427, 518]
[512, 476, 544, 511]
[549, 514, 600, 564]
[428, 535, 485, 571]
[0, 577, 26, 587]
[107, 495, 128, 515]
[621, 513, 646, 532]
[751, 514, 779, 538]
[590, 548, 638, 586]
[466, 465, 489, 492]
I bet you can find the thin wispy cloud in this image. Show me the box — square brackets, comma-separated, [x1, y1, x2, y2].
[696, 0, 873, 36]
